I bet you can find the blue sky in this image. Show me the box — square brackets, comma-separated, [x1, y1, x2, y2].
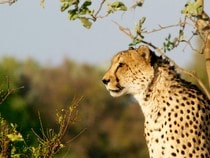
[0, 0, 209, 67]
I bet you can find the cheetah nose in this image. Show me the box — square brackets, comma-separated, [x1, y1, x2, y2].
[102, 78, 110, 85]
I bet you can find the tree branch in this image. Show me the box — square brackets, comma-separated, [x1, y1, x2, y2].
[196, 11, 210, 88]
[203, 33, 210, 88]
[94, 0, 106, 19]
[112, 20, 134, 39]
[143, 19, 195, 34]
[0, 0, 16, 5]
[0, 86, 24, 105]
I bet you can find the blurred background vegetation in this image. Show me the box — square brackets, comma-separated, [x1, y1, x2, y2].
[0, 56, 149, 157]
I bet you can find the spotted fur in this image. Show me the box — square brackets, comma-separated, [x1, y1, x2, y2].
[102, 45, 210, 158]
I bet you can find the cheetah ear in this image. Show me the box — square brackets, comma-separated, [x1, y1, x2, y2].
[136, 45, 151, 63]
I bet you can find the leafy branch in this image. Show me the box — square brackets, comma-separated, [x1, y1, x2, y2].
[113, 20, 210, 99]
[59, 0, 133, 28]
[31, 97, 83, 157]
[0, 96, 84, 157]
[0, 116, 24, 158]
[0, 76, 24, 105]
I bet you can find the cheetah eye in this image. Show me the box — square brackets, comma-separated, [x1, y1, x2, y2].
[118, 62, 125, 68]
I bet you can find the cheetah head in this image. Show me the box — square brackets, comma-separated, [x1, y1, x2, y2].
[102, 45, 155, 97]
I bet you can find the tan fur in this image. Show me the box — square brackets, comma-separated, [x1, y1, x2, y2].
[102, 45, 210, 158]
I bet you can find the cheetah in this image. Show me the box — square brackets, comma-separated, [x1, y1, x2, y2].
[102, 45, 210, 158]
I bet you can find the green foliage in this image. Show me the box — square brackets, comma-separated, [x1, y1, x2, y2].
[0, 57, 148, 157]
[60, 0, 94, 28]
[0, 95, 81, 158]
[129, 17, 146, 47]
[107, 1, 127, 14]
[182, 0, 203, 17]
[163, 34, 178, 52]
[0, 116, 25, 157]
[56, 0, 209, 68]
[30, 98, 80, 158]
[163, 27, 185, 52]
[59, 0, 128, 29]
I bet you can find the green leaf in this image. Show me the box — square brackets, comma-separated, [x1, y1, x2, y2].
[68, 9, 79, 20]
[139, 16, 146, 25]
[79, 8, 92, 15]
[7, 133, 24, 142]
[40, 0, 45, 8]
[129, 37, 141, 47]
[179, 29, 184, 36]
[136, 0, 144, 7]
[61, 2, 70, 12]
[134, 17, 146, 38]
[107, 1, 127, 14]
[79, 0, 92, 15]
[79, 17, 92, 29]
[182, 0, 203, 16]
[80, 0, 92, 10]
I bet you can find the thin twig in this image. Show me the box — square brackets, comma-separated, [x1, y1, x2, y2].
[66, 128, 87, 144]
[182, 33, 200, 53]
[143, 20, 195, 34]
[38, 112, 48, 141]
[112, 20, 134, 39]
[0, 0, 16, 5]
[129, 0, 144, 10]
[0, 86, 24, 105]
[203, 33, 210, 89]
[31, 128, 44, 144]
[58, 96, 82, 139]
[94, 0, 106, 18]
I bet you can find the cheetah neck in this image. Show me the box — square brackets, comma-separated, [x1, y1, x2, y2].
[133, 61, 179, 116]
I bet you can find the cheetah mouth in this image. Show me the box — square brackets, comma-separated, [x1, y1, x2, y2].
[109, 89, 123, 93]
[109, 85, 125, 93]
